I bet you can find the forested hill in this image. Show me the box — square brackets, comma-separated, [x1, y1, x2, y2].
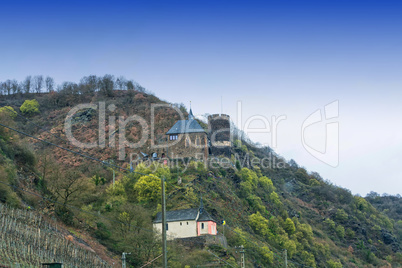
[0, 75, 401, 267]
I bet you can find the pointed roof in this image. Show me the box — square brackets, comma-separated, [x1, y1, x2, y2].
[188, 108, 194, 120]
[197, 210, 215, 222]
[166, 108, 205, 135]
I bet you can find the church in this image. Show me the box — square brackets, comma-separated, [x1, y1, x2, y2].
[153, 200, 217, 240]
[165, 108, 209, 159]
[164, 107, 231, 160]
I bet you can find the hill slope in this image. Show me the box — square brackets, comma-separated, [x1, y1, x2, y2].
[0, 76, 401, 267]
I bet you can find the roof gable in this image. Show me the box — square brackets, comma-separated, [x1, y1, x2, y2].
[153, 208, 216, 223]
[154, 208, 199, 223]
[197, 210, 215, 222]
[166, 119, 206, 135]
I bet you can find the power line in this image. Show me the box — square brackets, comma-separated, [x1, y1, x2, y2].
[0, 121, 143, 175]
[166, 180, 315, 268]
[0, 180, 156, 234]
[0, 108, 313, 267]
[1, 105, 89, 153]
[206, 250, 236, 268]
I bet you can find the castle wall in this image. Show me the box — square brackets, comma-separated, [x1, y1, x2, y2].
[167, 132, 208, 159]
[208, 114, 231, 157]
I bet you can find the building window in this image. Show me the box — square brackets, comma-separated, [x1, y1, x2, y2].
[187, 222, 189, 225]
[185, 137, 190, 147]
[170, 135, 178, 141]
[180, 222, 182, 226]
[196, 137, 201, 146]
[166, 223, 168, 231]
[201, 223, 204, 229]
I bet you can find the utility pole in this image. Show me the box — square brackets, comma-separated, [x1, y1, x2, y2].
[112, 168, 115, 189]
[240, 245, 245, 268]
[284, 249, 287, 268]
[122, 252, 131, 268]
[236, 245, 245, 268]
[161, 176, 168, 268]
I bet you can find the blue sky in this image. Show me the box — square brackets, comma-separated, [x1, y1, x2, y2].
[1, 0, 402, 195]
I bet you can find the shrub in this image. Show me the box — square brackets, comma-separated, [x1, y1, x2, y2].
[336, 225, 345, 238]
[327, 259, 342, 268]
[284, 218, 296, 235]
[335, 209, 348, 223]
[346, 228, 355, 239]
[20, 99, 40, 115]
[0, 106, 17, 118]
[134, 175, 161, 203]
[258, 176, 275, 193]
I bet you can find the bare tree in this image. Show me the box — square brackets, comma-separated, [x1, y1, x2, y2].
[126, 80, 134, 90]
[47, 169, 85, 207]
[0, 82, 4, 95]
[99, 74, 115, 97]
[33, 75, 44, 93]
[11, 80, 19, 95]
[80, 75, 98, 94]
[23, 76, 32, 93]
[4, 80, 12, 95]
[116, 76, 127, 90]
[45, 76, 55, 92]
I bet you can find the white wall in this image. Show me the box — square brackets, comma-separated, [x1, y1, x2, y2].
[154, 220, 197, 240]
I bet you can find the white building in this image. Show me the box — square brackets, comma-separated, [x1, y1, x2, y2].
[153, 206, 217, 240]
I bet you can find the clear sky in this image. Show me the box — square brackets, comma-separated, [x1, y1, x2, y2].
[1, 0, 401, 196]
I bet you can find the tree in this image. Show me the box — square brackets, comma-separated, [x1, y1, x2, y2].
[301, 251, 316, 267]
[99, 74, 115, 97]
[336, 225, 345, 238]
[23, 76, 32, 93]
[115, 76, 127, 90]
[126, 80, 135, 90]
[20, 99, 40, 115]
[249, 212, 272, 239]
[80, 75, 98, 94]
[284, 218, 296, 235]
[327, 260, 342, 268]
[4, 80, 12, 95]
[33, 75, 44, 93]
[133, 175, 161, 203]
[270, 191, 282, 207]
[0, 82, 4, 95]
[47, 169, 85, 206]
[335, 209, 348, 223]
[11, 80, 19, 94]
[0, 106, 17, 119]
[258, 176, 275, 193]
[45, 76, 55, 92]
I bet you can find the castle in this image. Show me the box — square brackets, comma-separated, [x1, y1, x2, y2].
[164, 108, 231, 159]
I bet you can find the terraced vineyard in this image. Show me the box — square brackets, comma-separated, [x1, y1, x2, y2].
[0, 204, 111, 268]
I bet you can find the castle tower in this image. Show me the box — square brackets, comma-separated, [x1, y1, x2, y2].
[208, 114, 231, 157]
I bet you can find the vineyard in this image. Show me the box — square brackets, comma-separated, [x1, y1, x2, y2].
[0, 204, 111, 268]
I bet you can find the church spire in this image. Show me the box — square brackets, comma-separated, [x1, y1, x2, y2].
[188, 101, 194, 120]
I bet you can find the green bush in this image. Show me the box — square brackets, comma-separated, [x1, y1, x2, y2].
[95, 221, 111, 240]
[335, 209, 348, 223]
[14, 144, 36, 167]
[327, 259, 342, 268]
[346, 228, 355, 239]
[0, 106, 17, 118]
[284, 218, 296, 235]
[336, 225, 345, 238]
[20, 99, 40, 115]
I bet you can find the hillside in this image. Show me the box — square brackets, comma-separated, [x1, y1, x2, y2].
[0, 75, 401, 267]
[0, 204, 112, 267]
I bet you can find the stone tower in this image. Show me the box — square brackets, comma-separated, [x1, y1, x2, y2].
[208, 114, 231, 157]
